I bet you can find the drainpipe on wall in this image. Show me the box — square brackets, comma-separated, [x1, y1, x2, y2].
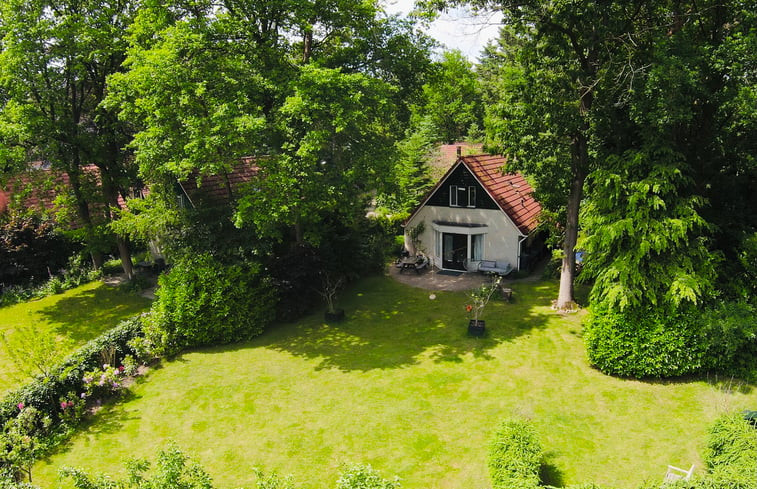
[517, 234, 528, 271]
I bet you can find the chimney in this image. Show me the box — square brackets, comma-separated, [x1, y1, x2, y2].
[456, 146, 462, 158]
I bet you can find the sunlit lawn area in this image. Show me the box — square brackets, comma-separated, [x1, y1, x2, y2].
[0, 281, 152, 394]
[35, 276, 757, 489]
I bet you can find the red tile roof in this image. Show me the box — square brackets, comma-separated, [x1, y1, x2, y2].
[1, 165, 132, 219]
[462, 154, 541, 234]
[428, 142, 484, 179]
[178, 158, 260, 207]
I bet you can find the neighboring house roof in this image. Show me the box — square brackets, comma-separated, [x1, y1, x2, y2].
[428, 142, 484, 180]
[0, 164, 132, 219]
[177, 157, 261, 208]
[407, 153, 541, 235]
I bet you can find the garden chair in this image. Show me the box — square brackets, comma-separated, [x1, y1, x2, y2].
[664, 464, 694, 483]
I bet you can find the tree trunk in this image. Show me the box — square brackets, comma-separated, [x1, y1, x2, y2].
[556, 136, 588, 310]
[100, 170, 135, 280]
[116, 237, 135, 280]
[303, 29, 312, 64]
[67, 164, 104, 269]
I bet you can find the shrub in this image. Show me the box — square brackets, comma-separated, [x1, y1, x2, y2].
[0, 315, 145, 428]
[584, 305, 707, 378]
[488, 418, 543, 489]
[61, 443, 214, 489]
[705, 413, 757, 485]
[585, 301, 757, 378]
[147, 254, 277, 353]
[335, 464, 400, 489]
[696, 302, 757, 375]
[0, 213, 74, 287]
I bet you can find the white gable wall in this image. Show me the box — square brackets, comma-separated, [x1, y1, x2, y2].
[405, 205, 523, 271]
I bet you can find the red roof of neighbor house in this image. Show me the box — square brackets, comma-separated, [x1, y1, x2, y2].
[0, 164, 132, 219]
[462, 154, 541, 234]
[178, 158, 260, 207]
[428, 142, 484, 179]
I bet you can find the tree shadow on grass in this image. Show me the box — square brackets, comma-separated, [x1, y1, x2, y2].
[35, 284, 150, 343]
[222, 276, 560, 372]
[640, 372, 756, 395]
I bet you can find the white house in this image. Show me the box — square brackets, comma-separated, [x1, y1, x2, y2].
[403, 153, 542, 272]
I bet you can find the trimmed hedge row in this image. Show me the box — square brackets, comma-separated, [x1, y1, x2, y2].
[0, 315, 145, 428]
[488, 419, 543, 489]
[584, 302, 757, 378]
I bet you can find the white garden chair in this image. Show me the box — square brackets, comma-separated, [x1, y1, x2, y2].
[664, 464, 695, 483]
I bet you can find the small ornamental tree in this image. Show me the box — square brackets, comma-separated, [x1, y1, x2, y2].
[466, 277, 502, 323]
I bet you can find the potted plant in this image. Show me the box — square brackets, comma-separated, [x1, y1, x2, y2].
[466, 277, 501, 336]
[318, 272, 346, 322]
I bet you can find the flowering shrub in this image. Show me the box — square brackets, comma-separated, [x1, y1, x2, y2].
[83, 365, 126, 401]
[58, 393, 86, 426]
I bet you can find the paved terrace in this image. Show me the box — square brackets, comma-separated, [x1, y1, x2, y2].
[387, 259, 545, 292]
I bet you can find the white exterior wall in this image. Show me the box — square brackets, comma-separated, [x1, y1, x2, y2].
[404, 205, 523, 271]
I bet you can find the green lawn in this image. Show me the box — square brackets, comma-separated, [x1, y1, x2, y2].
[0, 281, 152, 394]
[34, 276, 757, 489]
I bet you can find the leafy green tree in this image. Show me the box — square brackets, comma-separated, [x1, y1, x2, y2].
[0, 0, 139, 277]
[109, 0, 429, 254]
[235, 66, 397, 244]
[453, 1, 664, 308]
[1, 324, 72, 382]
[417, 50, 482, 144]
[580, 150, 715, 310]
[0, 407, 51, 483]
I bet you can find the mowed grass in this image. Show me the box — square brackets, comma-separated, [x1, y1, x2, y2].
[0, 281, 152, 394]
[35, 276, 757, 489]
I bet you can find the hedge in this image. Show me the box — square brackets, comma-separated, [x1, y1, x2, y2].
[488, 419, 543, 489]
[0, 315, 145, 428]
[704, 413, 757, 487]
[585, 302, 757, 379]
[146, 254, 277, 354]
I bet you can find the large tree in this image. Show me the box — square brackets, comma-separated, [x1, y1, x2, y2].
[426, 1, 665, 308]
[417, 49, 483, 144]
[0, 0, 139, 277]
[109, 0, 433, 251]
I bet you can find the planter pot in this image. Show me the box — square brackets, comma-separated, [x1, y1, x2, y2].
[468, 319, 485, 336]
[325, 309, 345, 322]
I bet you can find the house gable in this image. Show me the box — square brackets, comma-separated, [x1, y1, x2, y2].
[424, 162, 499, 210]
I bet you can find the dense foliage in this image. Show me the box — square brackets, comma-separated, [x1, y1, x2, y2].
[0, 213, 73, 286]
[146, 254, 276, 354]
[586, 302, 757, 378]
[488, 418, 543, 489]
[0, 0, 139, 275]
[704, 413, 757, 487]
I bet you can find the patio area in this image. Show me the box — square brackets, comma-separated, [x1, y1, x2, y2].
[387, 263, 493, 292]
[386, 258, 547, 292]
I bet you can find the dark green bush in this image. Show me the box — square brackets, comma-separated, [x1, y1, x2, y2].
[147, 254, 277, 353]
[584, 305, 707, 378]
[488, 418, 543, 489]
[585, 301, 757, 378]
